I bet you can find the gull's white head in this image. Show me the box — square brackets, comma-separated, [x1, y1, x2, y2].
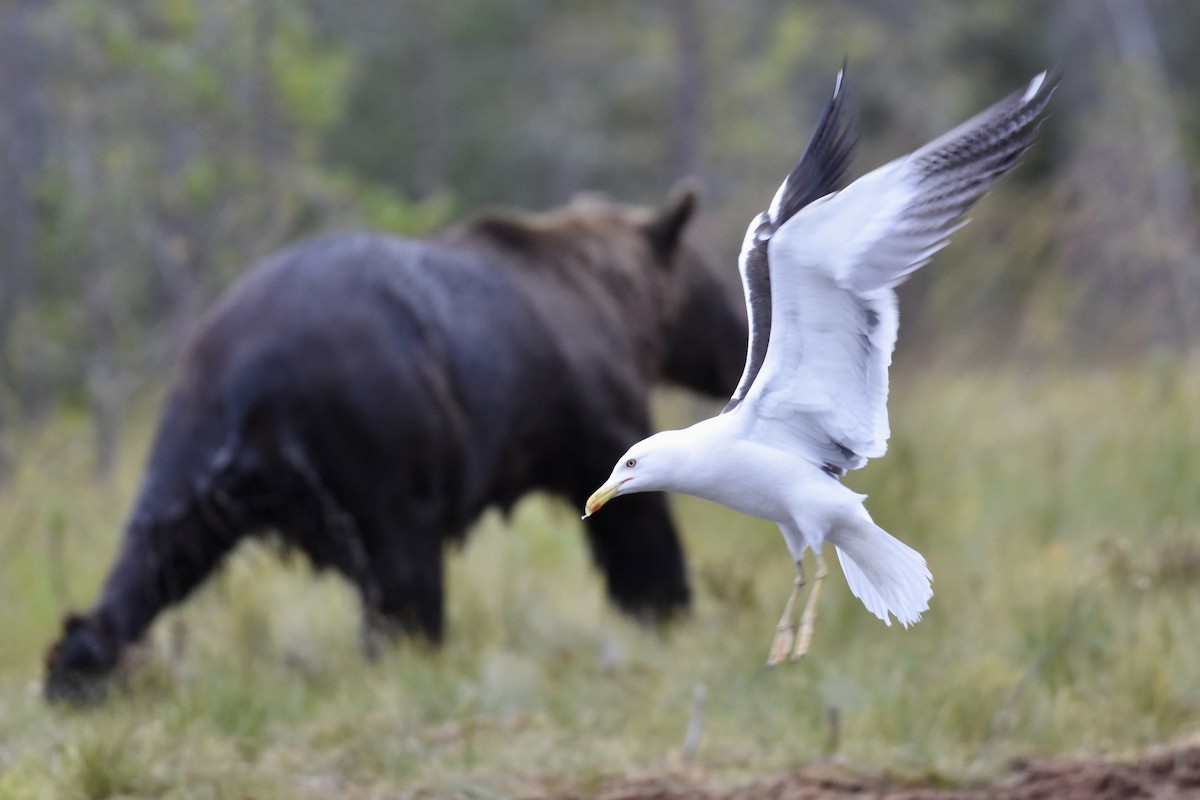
[582, 430, 689, 519]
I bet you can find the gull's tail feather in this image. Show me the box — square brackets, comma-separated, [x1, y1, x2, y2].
[831, 518, 931, 627]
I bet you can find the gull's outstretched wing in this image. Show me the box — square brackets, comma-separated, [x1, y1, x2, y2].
[737, 71, 1057, 475]
[723, 69, 855, 414]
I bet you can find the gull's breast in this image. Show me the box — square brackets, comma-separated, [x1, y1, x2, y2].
[680, 436, 829, 524]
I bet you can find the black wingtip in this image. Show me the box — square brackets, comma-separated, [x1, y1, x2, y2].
[769, 67, 858, 227]
[907, 69, 1059, 216]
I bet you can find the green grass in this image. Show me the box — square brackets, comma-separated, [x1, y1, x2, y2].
[2, 365, 1199, 798]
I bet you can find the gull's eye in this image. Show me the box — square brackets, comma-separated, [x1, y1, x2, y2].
[625, 458, 637, 468]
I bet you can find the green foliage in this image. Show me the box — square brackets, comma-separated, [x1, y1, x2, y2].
[66, 724, 144, 799]
[321, 171, 457, 235]
[3, 0, 446, 421]
[269, 10, 352, 132]
[2, 366, 1199, 796]
[159, 0, 199, 37]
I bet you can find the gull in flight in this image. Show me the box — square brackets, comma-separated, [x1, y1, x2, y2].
[583, 69, 1056, 665]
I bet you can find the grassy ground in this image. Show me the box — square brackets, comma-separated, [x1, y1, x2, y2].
[1, 365, 1199, 799]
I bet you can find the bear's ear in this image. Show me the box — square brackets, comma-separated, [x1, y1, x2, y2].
[642, 182, 699, 264]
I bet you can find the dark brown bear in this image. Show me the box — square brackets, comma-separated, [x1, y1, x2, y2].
[44, 189, 747, 703]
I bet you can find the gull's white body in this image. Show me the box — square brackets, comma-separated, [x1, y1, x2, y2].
[630, 422, 827, 531]
[586, 69, 1055, 637]
[617, 417, 930, 627]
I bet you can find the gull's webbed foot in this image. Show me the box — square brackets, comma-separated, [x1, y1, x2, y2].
[791, 549, 828, 661]
[766, 563, 804, 668]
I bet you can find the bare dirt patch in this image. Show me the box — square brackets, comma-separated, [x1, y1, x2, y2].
[531, 745, 1200, 800]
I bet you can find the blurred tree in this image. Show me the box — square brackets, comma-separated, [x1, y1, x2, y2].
[1014, 0, 1200, 357]
[668, 0, 706, 182]
[1101, 0, 1200, 351]
[0, 0, 49, 478]
[316, 1, 690, 207]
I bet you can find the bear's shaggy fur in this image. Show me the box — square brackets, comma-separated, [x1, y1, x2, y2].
[44, 190, 746, 703]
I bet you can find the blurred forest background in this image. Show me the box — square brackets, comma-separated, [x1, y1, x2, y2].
[1, 0, 1199, 478]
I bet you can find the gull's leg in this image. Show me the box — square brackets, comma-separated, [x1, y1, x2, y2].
[791, 548, 828, 661]
[766, 560, 804, 668]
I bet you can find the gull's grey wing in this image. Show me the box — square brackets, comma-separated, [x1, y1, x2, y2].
[723, 69, 855, 414]
[737, 71, 1056, 475]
